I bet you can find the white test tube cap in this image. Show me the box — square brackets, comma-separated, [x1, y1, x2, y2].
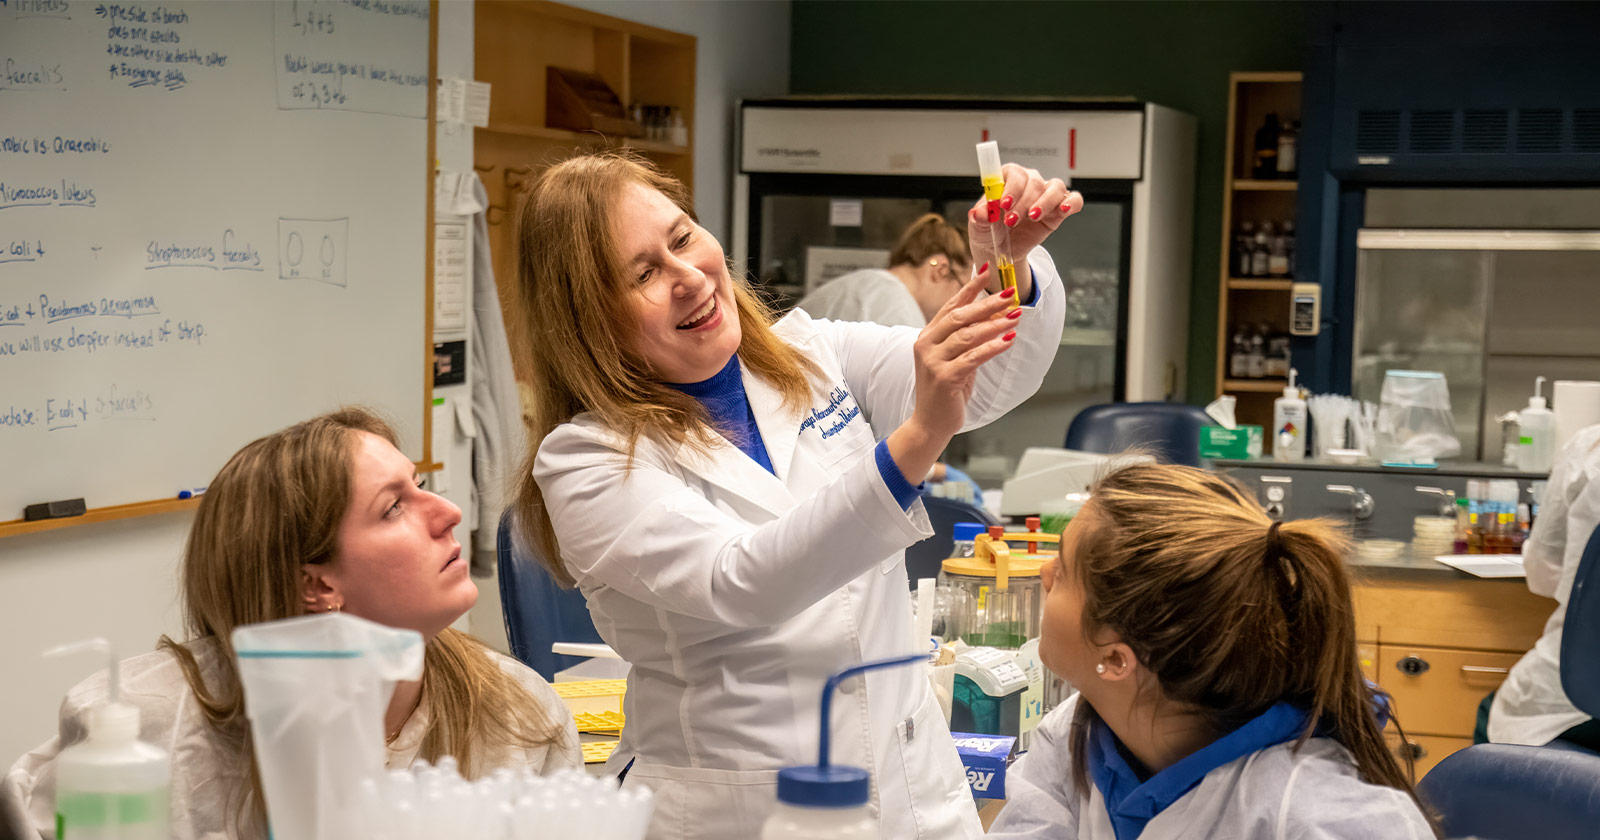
[976, 140, 1003, 180]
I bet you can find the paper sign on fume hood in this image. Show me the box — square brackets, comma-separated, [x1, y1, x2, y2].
[829, 199, 864, 227]
[804, 246, 890, 293]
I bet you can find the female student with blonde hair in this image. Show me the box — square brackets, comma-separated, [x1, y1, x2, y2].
[4, 408, 579, 839]
[989, 462, 1437, 839]
[515, 149, 1081, 839]
[796, 212, 972, 329]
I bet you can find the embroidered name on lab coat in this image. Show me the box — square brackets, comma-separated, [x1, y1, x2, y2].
[799, 386, 861, 440]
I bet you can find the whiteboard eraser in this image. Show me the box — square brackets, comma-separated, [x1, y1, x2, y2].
[24, 498, 86, 521]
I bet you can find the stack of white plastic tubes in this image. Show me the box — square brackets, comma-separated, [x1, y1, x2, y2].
[357, 758, 654, 840]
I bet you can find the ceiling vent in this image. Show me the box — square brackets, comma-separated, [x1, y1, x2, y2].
[1408, 110, 1455, 154]
[1356, 110, 1401, 155]
[1516, 109, 1563, 153]
[1462, 110, 1510, 153]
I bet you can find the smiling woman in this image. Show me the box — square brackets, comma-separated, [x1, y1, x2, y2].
[1, 408, 581, 840]
[512, 149, 1080, 840]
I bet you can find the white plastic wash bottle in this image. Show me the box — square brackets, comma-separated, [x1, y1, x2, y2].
[762, 655, 925, 839]
[48, 638, 171, 840]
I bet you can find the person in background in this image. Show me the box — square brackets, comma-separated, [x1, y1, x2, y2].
[797, 212, 984, 498]
[514, 149, 1078, 839]
[1488, 424, 1600, 750]
[989, 463, 1437, 839]
[796, 212, 971, 330]
[2, 408, 579, 840]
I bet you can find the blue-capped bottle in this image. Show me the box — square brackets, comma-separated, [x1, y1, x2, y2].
[762, 656, 924, 839]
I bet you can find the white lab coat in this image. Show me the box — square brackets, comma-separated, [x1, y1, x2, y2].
[796, 268, 927, 329]
[988, 697, 1434, 840]
[1, 639, 581, 840]
[1489, 424, 1600, 746]
[533, 249, 1064, 840]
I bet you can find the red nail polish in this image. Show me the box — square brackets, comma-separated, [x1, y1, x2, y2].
[1001, 195, 1014, 211]
[1005, 212, 1020, 228]
[1000, 286, 1016, 299]
[1060, 203, 1072, 214]
[1028, 207, 1042, 221]
[1006, 308, 1023, 320]
[1003, 331, 1017, 342]
[978, 261, 989, 274]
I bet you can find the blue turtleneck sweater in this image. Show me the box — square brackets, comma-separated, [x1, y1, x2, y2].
[665, 356, 919, 508]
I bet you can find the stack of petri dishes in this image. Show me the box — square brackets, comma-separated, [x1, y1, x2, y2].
[1412, 515, 1458, 559]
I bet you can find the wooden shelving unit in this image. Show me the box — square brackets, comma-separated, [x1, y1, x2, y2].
[474, 0, 695, 381]
[1215, 71, 1302, 451]
[1227, 278, 1295, 291]
[1222, 378, 1290, 393]
[1231, 179, 1298, 191]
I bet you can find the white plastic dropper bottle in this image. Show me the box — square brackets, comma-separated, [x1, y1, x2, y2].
[48, 638, 171, 840]
[1273, 367, 1307, 462]
[1517, 375, 1556, 474]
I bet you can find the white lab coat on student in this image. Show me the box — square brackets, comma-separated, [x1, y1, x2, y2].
[1, 639, 580, 840]
[533, 249, 1064, 840]
[796, 268, 927, 329]
[1490, 424, 1600, 746]
[988, 697, 1434, 840]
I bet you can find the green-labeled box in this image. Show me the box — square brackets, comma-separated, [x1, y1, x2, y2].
[1199, 425, 1262, 460]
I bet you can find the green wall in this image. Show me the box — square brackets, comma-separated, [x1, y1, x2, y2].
[789, 0, 1311, 402]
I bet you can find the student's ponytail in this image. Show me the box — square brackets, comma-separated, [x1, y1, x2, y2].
[1061, 463, 1434, 828]
[1271, 519, 1419, 792]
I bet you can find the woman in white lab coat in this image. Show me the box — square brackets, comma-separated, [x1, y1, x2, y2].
[988, 464, 1437, 839]
[513, 150, 1078, 840]
[2, 408, 580, 840]
[796, 212, 971, 330]
[1489, 425, 1600, 749]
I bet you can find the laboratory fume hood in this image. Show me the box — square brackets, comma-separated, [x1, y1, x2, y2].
[732, 98, 1196, 479]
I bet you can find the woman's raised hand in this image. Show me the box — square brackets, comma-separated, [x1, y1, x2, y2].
[967, 163, 1082, 299]
[886, 265, 1021, 482]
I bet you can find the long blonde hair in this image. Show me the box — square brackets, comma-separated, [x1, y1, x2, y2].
[1063, 463, 1435, 829]
[159, 408, 568, 835]
[512, 150, 818, 586]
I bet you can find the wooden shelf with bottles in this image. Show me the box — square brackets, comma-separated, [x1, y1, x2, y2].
[1232, 179, 1298, 191]
[473, 0, 695, 382]
[1215, 71, 1302, 450]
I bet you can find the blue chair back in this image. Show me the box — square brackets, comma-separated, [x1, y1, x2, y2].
[1418, 743, 1600, 839]
[496, 508, 604, 681]
[904, 495, 1000, 588]
[1560, 523, 1600, 716]
[1064, 402, 1216, 467]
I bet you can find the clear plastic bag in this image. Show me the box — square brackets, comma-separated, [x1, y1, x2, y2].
[234, 613, 424, 840]
[1376, 370, 1461, 464]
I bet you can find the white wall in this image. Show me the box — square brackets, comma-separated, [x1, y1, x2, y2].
[563, 0, 793, 244]
[1, 0, 790, 769]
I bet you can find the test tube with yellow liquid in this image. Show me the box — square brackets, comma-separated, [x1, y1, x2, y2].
[975, 141, 1018, 309]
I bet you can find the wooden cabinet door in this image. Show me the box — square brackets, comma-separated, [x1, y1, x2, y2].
[1380, 644, 1519, 737]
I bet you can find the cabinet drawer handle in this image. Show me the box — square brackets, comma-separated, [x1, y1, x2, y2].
[1460, 665, 1510, 676]
[1398, 740, 1427, 760]
[1397, 655, 1430, 676]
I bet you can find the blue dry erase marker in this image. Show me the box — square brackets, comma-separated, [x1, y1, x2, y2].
[177, 487, 208, 500]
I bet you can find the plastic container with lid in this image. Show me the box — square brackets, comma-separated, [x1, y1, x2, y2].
[939, 525, 1058, 650]
[950, 522, 987, 559]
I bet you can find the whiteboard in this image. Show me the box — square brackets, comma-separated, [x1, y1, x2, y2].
[0, 0, 430, 518]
